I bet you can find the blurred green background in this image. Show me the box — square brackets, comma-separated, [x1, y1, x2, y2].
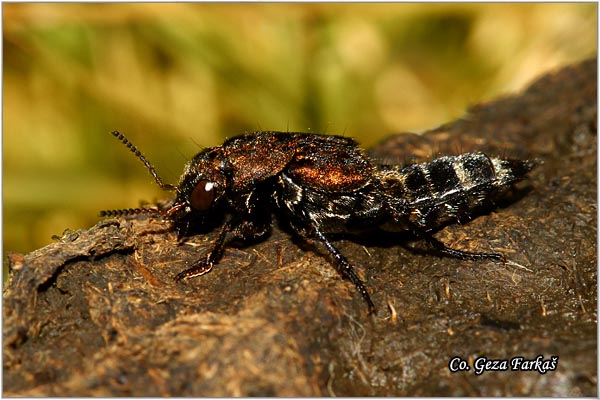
[3, 3, 597, 258]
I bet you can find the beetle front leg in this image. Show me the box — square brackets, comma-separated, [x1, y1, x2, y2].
[175, 222, 231, 281]
[174, 214, 271, 281]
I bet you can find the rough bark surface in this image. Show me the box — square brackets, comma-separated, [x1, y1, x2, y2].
[3, 58, 597, 396]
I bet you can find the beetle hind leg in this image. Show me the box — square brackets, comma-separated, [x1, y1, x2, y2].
[405, 219, 505, 262]
[422, 231, 505, 262]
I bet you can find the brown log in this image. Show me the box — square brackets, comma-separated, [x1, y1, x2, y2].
[4, 58, 596, 396]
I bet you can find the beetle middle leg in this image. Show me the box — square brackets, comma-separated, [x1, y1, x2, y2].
[312, 226, 376, 314]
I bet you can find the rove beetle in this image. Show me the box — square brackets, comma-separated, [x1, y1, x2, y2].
[102, 130, 536, 314]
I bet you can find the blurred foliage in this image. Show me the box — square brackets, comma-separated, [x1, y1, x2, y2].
[3, 3, 597, 257]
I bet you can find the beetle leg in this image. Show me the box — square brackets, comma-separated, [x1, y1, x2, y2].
[175, 222, 231, 281]
[175, 220, 191, 243]
[403, 219, 505, 262]
[174, 211, 271, 281]
[312, 226, 376, 315]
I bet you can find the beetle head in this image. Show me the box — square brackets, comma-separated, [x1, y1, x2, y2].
[100, 131, 227, 223]
[166, 147, 229, 221]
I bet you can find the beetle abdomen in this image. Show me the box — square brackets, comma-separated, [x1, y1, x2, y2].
[379, 152, 536, 229]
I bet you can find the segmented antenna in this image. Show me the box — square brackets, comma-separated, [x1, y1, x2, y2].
[99, 207, 164, 218]
[111, 131, 177, 191]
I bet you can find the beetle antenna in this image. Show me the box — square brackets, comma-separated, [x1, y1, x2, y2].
[99, 207, 167, 218]
[110, 131, 177, 191]
[99, 207, 166, 218]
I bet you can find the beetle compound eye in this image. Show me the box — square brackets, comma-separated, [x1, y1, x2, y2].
[190, 180, 215, 211]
